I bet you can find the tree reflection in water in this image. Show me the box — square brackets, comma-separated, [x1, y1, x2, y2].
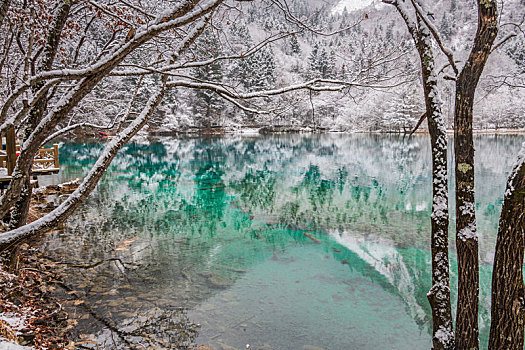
[40, 134, 524, 349]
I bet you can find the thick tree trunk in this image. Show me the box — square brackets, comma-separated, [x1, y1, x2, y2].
[488, 147, 525, 349]
[8, 177, 32, 229]
[454, 1, 498, 348]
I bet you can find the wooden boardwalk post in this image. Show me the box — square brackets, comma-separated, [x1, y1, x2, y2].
[53, 144, 59, 169]
[0, 129, 59, 189]
[6, 125, 16, 176]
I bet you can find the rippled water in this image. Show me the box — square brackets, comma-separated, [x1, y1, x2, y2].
[40, 133, 525, 349]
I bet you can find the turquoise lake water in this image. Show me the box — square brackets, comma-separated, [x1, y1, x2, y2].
[40, 133, 525, 349]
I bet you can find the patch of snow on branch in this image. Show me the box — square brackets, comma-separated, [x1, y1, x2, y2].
[504, 142, 525, 199]
[458, 222, 477, 242]
[434, 326, 454, 346]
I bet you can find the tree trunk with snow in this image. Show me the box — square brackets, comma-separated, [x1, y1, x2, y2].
[382, 1, 454, 347]
[454, 0, 498, 347]
[10, 0, 72, 228]
[8, 177, 32, 230]
[416, 19, 454, 350]
[488, 145, 525, 349]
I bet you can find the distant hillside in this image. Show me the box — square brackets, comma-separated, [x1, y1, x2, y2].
[88, 0, 525, 133]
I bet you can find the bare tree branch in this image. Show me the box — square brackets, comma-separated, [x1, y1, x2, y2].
[409, 0, 458, 75]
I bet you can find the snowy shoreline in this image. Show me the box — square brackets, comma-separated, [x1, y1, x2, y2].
[147, 127, 525, 137]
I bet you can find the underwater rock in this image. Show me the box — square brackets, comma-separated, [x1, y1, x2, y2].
[302, 345, 326, 350]
[198, 271, 213, 278]
[197, 271, 230, 289]
[218, 342, 238, 350]
[207, 274, 230, 289]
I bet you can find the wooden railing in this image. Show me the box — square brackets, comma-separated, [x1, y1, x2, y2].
[32, 144, 60, 173]
[1, 126, 59, 178]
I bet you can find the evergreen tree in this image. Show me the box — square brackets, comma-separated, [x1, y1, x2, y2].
[239, 47, 275, 91]
[318, 48, 329, 78]
[385, 22, 394, 41]
[192, 32, 224, 128]
[440, 14, 452, 39]
[329, 50, 337, 79]
[306, 43, 336, 79]
[308, 42, 320, 78]
[290, 34, 301, 55]
[506, 38, 525, 73]
[450, 0, 457, 12]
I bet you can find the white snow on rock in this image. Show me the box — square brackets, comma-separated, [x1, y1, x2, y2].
[329, 229, 427, 322]
[0, 341, 33, 349]
[332, 0, 375, 14]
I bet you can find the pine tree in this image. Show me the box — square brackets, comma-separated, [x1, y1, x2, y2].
[385, 22, 394, 41]
[440, 14, 452, 39]
[318, 48, 329, 78]
[192, 32, 224, 128]
[308, 42, 320, 78]
[328, 50, 337, 79]
[290, 35, 301, 55]
[239, 47, 275, 91]
[506, 37, 525, 73]
[450, 0, 457, 12]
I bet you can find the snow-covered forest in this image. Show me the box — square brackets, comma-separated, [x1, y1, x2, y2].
[1, 0, 524, 134]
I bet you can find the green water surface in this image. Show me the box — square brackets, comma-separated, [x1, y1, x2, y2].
[40, 133, 525, 349]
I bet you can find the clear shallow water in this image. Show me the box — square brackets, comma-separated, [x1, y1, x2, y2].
[40, 133, 525, 349]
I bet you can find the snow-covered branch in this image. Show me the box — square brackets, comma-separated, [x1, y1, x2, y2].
[166, 78, 347, 99]
[409, 0, 458, 75]
[491, 33, 517, 53]
[0, 84, 166, 252]
[0, 78, 61, 133]
[112, 30, 297, 76]
[43, 121, 116, 144]
[269, 0, 362, 37]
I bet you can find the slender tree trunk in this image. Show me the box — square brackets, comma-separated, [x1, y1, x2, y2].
[454, 81, 480, 350]
[383, 2, 454, 346]
[454, 1, 498, 348]
[0, 0, 9, 27]
[488, 146, 525, 349]
[9, 0, 73, 228]
[8, 177, 32, 229]
[25, 0, 72, 137]
[415, 19, 454, 350]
